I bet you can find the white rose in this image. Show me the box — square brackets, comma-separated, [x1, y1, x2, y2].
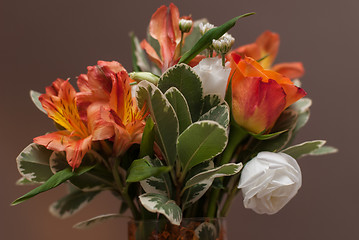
[193, 57, 231, 99]
[238, 151, 302, 215]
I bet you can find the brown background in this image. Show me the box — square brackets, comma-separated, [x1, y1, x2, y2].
[1, 0, 358, 239]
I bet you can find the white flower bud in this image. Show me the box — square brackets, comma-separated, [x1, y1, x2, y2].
[179, 19, 193, 33]
[199, 22, 215, 35]
[212, 33, 235, 55]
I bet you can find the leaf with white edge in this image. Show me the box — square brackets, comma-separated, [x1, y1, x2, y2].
[199, 104, 229, 128]
[184, 163, 243, 191]
[12, 165, 95, 206]
[127, 157, 171, 183]
[50, 151, 113, 191]
[140, 158, 172, 196]
[158, 64, 203, 121]
[290, 98, 312, 113]
[49, 189, 100, 219]
[139, 193, 182, 226]
[310, 146, 338, 156]
[137, 81, 179, 166]
[165, 87, 192, 133]
[250, 130, 288, 140]
[181, 161, 214, 209]
[30, 90, 46, 114]
[16, 177, 37, 185]
[130, 32, 151, 72]
[195, 222, 217, 240]
[16, 143, 53, 183]
[177, 120, 228, 173]
[73, 214, 123, 229]
[201, 94, 222, 116]
[282, 140, 326, 159]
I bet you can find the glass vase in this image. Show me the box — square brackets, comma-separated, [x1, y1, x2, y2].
[128, 217, 227, 240]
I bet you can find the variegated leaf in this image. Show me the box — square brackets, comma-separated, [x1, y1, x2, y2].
[127, 157, 171, 183]
[16, 143, 53, 183]
[199, 104, 229, 128]
[201, 94, 222, 116]
[165, 87, 192, 133]
[184, 163, 243, 190]
[195, 222, 217, 240]
[137, 81, 179, 166]
[30, 90, 46, 114]
[158, 64, 203, 121]
[282, 140, 330, 159]
[177, 120, 228, 174]
[73, 213, 123, 229]
[49, 189, 100, 219]
[139, 193, 182, 226]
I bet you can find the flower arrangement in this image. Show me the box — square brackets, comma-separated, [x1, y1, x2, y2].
[13, 3, 336, 239]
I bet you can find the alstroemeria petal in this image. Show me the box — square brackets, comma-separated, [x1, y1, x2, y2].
[33, 131, 71, 152]
[65, 136, 93, 169]
[255, 31, 279, 69]
[140, 39, 163, 69]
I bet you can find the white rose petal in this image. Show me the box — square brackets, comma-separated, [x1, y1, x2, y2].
[238, 152, 302, 215]
[193, 57, 231, 99]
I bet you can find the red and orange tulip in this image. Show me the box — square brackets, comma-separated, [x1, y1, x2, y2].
[230, 56, 306, 134]
[231, 31, 304, 79]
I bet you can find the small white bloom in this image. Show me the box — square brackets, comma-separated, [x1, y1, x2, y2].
[193, 57, 231, 99]
[238, 152, 302, 215]
[212, 33, 235, 54]
[199, 22, 215, 35]
[179, 19, 193, 33]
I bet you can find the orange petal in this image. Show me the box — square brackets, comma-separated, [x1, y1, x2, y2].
[256, 31, 279, 69]
[140, 39, 163, 69]
[65, 136, 93, 169]
[272, 62, 305, 79]
[33, 131, 71, 152]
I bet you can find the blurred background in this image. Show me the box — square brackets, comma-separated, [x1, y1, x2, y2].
[1, 0, 358, 239]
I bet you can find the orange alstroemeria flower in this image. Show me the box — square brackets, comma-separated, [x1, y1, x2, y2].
[106, 70, 148, 156]
[230, 56, 306, 134]
[141, 3, 192, 72]
[34, 79, 113, 169]
[231, 31, 304, 79]
[77, 61, 147, 156]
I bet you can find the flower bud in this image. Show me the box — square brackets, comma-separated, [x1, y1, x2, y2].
[179, 19, 193, 33]
[212, 33, 235, 55]
[129, 72, 160, 85]
[199, 22, 215, 35]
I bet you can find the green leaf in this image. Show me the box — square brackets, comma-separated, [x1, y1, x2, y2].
[199, 104, 229, 128]
[139, 193, 182, 225]
[50, 151, 113, 191]
[16, 143, 54, 183]
[201, 94, 222, 116]
[130, 32, 151, 72]
[184, 163, 243, 190]
[16, 177, 37, 185]
[281, 140, 328, 159]
[250, 130, 287, 140]
[177, 120, 228, 173]
[140, 158, 172, 196]
[127, 157, 171, 183]
[30, 90, 46, 114]
[137, 81, 179, 166]
[178, 13, 255, 64]
[165, 87, 192, 133]
[49, 189, 100, 219]
[139, 118, 155, 158]
[73, 213, 123, 229]
[158, 64, 203, 121]
[12, 165, 95, 206]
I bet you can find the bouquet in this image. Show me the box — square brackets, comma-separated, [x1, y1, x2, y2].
[13, 3, 336, 239]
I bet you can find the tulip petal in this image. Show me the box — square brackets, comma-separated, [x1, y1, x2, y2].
[272, 62, 305, 79]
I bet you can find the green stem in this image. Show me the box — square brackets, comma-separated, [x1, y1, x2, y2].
[222, 54, 226, 67]
[207, 189, 220, 217]
[111, 157, 140, 219]
[220, 187, 239, 217]
[179, 32, 184, 55]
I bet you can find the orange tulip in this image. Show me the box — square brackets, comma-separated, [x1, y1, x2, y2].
[34, 79, 113, 169]
[231, 31, 304, 79]
[141, 4, 192, 72]
[230, 56, 306, 134]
